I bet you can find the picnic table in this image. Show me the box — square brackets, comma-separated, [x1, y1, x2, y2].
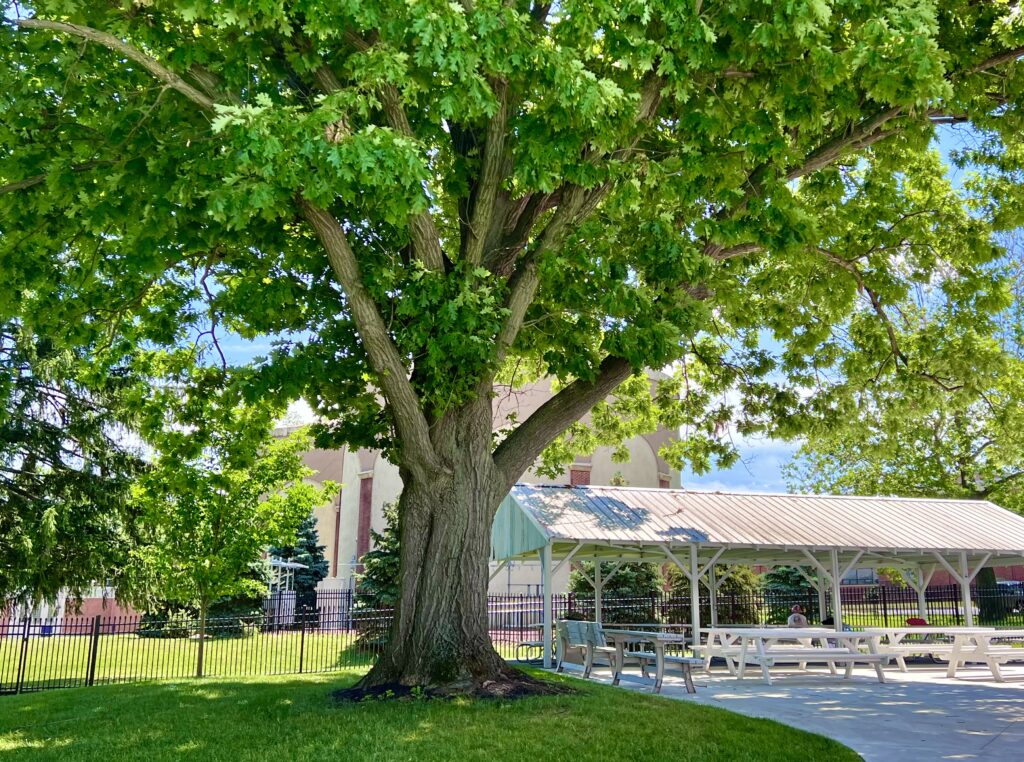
[942, 628, 1024, 682]
[704, 627, 889, 685]
[601, 627, 698, 693]
[860, 626, 991, 671]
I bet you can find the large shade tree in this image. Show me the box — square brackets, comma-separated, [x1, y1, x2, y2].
[4, 1, 1024, 691]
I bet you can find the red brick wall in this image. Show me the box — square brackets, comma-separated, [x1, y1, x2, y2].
[927, 565, 1024, 586]
[72, 597, 138, 619]
[356, 476, 374, 559]
[570, 468, 590, 486]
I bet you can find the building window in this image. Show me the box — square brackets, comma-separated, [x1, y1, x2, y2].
[841, 568, 878, 586]
[659, 477, 670, 489]
[569, 468, 590, 486]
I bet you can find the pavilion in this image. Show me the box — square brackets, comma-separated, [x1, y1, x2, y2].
[489, 484, 1024, 667]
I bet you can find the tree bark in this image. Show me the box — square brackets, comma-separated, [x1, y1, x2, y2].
[196, 599, 208, 679]
[359, 396, 513, 690]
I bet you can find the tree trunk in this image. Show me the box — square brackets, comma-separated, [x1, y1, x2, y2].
[196, 600, 208, 679]
[358, 397, 515, 691]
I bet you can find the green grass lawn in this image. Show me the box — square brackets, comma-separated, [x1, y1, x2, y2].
[0, 631, 376, 690]
[0, 670, 859, 761]
[0, 631, 532, 691]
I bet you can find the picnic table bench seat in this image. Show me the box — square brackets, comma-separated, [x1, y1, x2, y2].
[555, 620, 700, 694]
[628, 650, 703, 693]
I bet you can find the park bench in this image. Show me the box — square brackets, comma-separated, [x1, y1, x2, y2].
[555, 620, 622, 679]
[737, 647, 889, 683]
[557, 621, 702, 693]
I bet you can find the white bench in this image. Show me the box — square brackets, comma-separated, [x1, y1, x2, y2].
[628, 650, 703, 693]
[557, 621, 701, 693]
[738, 648, 889, 683]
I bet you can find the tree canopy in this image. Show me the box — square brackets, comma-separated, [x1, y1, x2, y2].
[786, 253, 1024, 512]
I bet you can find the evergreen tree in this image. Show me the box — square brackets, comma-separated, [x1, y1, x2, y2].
[355, 503, 401, 610]
[0, 322, 143, 604]
[568, 561, 663, 624]
[664, 565, 760, 625]
[352, 503, 401, 648]
[270, 514, 329, 619]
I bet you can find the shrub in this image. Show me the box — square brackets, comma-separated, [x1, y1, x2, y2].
[567, 562, 664, 624]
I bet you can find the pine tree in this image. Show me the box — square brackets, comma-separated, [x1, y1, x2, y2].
[270, 515, 329, 608]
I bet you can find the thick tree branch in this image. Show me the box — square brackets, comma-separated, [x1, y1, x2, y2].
[375, 84, 446, 271]
[489, 73, 663, 361]
[491, 183, 602, 368]
[18, 19, 216, 112]
[462, 78, 510, 265]
[967, 45, 1024, 76]
[710, 243, 762, 262]
[298, 200, 440, 476]
[492, 355, 634, 487]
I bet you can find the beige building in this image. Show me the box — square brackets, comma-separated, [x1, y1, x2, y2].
[283, 377, 679, 594]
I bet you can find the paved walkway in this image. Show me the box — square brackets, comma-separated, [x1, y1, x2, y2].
[561, 663, 1024, 761]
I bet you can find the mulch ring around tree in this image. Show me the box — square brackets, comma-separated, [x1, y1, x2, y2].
[332, 672, 576, 703]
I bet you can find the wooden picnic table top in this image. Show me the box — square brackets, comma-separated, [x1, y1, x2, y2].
[602, 628, 688, 641]
[860, 626, 1023, 636]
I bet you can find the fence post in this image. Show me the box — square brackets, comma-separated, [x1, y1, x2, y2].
[298, 616, 306, 674]
[86, 615, 102, 687]
[881, 585, 889, 627]
[14, 617, 30, 695]
[952, 585, 961, 625]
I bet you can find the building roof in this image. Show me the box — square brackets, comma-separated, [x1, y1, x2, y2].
[492, 484, 1024, 569]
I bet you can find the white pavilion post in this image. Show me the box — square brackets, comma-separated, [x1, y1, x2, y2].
[708, 565, 719, 627]
[830, 550, 843, 632]
[593, 561, 603, 624]
[690, 545, 701, 646]
[817, 580, 828, 625]
[541, 544, 553, 668]
[960, 551, 975, 627]
[914, 566, 935, 620]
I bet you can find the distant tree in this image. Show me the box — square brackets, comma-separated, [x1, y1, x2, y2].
[760, 567, 821, 623]
[270, 514, 330, 621]
[124, 400, 336, 676]
[353, 503, 401, 649]
[355, 503, 402, 610]
[568, 561, 663, 624]
[786, 262, 1024, 622]
[664, 564, 760, 625]
[0, 322, 142, 604]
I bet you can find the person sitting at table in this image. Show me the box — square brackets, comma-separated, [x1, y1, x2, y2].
[787, 605, 809, 628]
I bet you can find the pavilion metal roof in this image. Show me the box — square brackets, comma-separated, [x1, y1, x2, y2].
[492, 484, 1024, 566]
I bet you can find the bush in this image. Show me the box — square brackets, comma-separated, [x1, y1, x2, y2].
[567, 562, 664, 624]
[663, 565, 761, 625]
[760, 567, 821, 624]
[137, 608, 192, 639]
[353, 503, 400, 649]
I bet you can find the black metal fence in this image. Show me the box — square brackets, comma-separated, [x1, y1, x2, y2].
[3, 584, 1022, 696]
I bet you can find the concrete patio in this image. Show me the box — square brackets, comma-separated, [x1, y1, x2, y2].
[560, 663, 1024, 761]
